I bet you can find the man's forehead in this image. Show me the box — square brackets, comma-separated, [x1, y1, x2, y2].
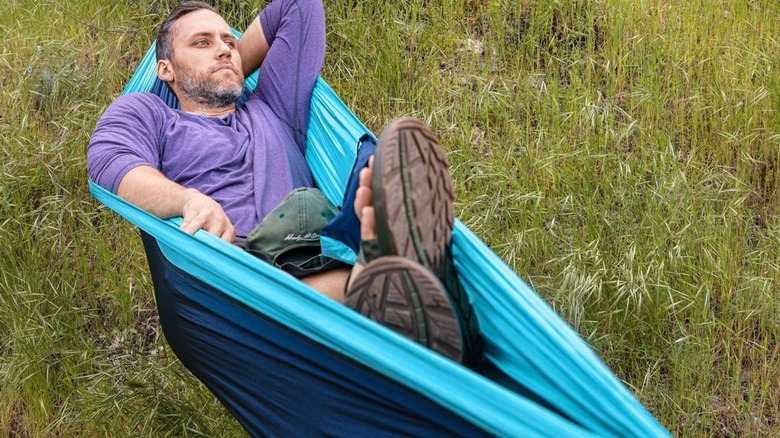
[173, 9, 231, 41]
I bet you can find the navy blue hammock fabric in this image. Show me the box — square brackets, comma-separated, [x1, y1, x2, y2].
[89, 39, 670, 437]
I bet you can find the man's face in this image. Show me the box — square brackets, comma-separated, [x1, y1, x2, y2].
[166, 9, 245, 108]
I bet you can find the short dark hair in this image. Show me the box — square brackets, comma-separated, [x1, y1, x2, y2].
[156, 1, 218, 61]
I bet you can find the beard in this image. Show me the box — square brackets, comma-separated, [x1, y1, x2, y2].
[173, 60, 244, 109]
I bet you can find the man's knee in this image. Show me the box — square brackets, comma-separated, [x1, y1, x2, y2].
[301, 267, 350, 302]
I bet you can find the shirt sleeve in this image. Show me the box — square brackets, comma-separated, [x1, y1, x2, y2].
[87, 93, 166, 194]
[255, 0, 325, 152]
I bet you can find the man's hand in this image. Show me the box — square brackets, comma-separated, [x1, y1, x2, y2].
[179, 188, 236, 242]
[117, 165, 236, 243]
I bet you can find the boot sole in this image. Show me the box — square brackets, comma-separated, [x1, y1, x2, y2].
[372, 118, 455, 272]
[345, 256, 463, 362]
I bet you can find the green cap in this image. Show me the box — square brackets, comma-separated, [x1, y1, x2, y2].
[246, 188, 339, 266]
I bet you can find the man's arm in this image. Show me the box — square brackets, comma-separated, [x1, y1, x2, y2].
[88, 93, 237, 242]
[242, 0, 326, 150]
[237, 16, 270, 78]
[118, 166, 236, 242]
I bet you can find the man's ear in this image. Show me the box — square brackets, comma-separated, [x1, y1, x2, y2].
[157, 59, 174, 83]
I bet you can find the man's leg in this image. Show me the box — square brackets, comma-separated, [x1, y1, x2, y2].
[300, 267, 350, 301]
[346, 119, 479, 365]
[305, 118, 480, 365]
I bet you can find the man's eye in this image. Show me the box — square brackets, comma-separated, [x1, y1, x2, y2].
[195, 40, 208, 46]
[224, 40, 235, 48]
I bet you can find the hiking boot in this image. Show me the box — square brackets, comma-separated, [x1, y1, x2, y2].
[345, 256, 463, 362]
[372, 117, 454, 273]
[369, 117, 482, 366]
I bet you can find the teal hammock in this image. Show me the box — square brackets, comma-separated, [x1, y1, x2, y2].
[89, 39, 670, 437]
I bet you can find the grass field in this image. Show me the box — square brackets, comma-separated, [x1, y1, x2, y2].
[2, 0, 779, 436]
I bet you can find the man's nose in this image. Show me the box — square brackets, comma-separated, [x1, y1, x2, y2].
[217, 41, 231, 57]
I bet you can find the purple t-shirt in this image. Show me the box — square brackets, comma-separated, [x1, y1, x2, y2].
[87, 0, 325, 237]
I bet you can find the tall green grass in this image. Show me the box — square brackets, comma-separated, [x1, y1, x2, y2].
[1, 0, 779, 436]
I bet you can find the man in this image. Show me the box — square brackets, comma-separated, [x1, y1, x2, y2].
[88, 0, 478, 364]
